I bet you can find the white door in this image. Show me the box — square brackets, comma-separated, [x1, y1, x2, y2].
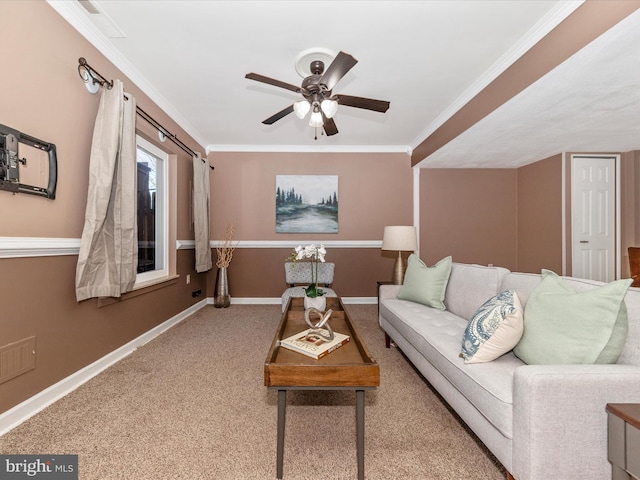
[571, 155, 616, 282]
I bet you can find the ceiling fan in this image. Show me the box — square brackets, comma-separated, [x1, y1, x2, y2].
[245, 51, 390, 137]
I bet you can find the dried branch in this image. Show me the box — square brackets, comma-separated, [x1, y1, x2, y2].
[215, 223, 238, 268]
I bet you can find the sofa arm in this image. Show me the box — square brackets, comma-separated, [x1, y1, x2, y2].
[512, 364, 640, 480]
[379, 284, 401, 300]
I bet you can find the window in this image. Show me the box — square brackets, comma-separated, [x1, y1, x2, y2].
[135, 135, 168, 285]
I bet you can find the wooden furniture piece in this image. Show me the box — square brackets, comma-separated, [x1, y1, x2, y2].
[629, 248, 640, 287]
[264, 297, 380, 480]
[606, 403, 640, 479]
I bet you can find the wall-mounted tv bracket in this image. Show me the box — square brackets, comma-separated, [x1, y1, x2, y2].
[0, 123, 57, 199]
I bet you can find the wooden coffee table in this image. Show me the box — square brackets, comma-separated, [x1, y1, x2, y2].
[264, 297, 380, 480]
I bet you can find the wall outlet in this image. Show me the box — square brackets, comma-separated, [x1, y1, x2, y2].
[186, 274, 190, 285]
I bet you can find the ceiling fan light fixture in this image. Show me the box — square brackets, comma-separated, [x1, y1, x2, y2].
[293, 100, 310, 119]
[309, 109, 323, 128]
[321, 99, 338, 119]
[246, 50, 390, 137]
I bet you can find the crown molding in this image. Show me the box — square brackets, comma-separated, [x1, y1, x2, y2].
[46, 0, 207, 153]
[205, 144, 412, 155]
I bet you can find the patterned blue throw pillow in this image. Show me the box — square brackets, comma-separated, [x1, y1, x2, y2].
[461, 290, 524, 364]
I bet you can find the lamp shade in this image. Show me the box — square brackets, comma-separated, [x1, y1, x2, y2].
[309, 110, 323, 128]
[293, 100, 310, 119]
[321, 99, 338, 118]
[381, 226, 417, 251]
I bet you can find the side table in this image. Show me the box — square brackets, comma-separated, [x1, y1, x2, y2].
[607, 403, 640, 479]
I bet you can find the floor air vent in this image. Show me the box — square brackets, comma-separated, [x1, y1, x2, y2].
[0, 336, 36, 385]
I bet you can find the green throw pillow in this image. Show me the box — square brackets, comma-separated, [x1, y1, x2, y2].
[513, 270, 632, 365]
[397, 255, 452, 310]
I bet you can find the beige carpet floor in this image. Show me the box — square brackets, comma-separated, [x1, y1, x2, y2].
[0, 304, 506, 479]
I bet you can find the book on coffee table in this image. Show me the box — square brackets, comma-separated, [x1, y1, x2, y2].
[279, 329, 350, 360]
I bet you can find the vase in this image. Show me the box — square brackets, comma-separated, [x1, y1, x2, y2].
[304, 295, 326, 311]
[214, 267, 230, 308]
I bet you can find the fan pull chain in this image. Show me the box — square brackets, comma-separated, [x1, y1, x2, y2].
[313, 127, 326, 141]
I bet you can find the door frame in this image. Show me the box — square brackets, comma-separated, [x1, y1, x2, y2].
[565, 153, 621, 280]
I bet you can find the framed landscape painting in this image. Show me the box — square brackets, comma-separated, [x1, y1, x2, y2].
[276, 175, 338, 233]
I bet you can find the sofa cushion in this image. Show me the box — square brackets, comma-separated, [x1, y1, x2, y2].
[379, 296, 522, 439]
[461, 290, 524, 364]
[619, 285, 640, 366]
[397, 255, 452, 310]
[499, 272, 541, 308]
[445, 263, 510, 320]
[514, 270, 632, 365]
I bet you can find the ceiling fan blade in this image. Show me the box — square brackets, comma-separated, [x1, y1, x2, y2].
[319, 51, 358, 91]
[262, 105, 294, 125]
[335, 94, 390, 113]
[245, 73, 301, 93]
[322, 114, 339, 136]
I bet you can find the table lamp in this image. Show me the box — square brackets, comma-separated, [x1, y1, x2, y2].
[382, 226, 418, 285]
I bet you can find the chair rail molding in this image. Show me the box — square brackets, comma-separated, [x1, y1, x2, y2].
[0, 237, 81, 258]
[180, 240, 383, 250]
[3, 238, 383, 258]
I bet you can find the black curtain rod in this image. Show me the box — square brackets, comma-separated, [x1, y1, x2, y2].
[78, 57, 213, 170]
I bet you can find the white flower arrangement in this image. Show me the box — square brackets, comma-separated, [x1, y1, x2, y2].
[288, 243, 327, 298]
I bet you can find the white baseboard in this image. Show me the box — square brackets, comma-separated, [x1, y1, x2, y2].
[225, 297, 280, 305]
[218, 297, 377, 305]
[341, 297, 377, 304]
[0, 299, 208, 436]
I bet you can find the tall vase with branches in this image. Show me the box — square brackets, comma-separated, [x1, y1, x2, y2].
[214, 223, 238, 308]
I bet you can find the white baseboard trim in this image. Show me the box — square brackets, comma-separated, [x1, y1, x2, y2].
[214, 297, 378, 305]
[0, 299, 208, 436]
[225, 297, 280, 305]
[341, 297, 378, 304]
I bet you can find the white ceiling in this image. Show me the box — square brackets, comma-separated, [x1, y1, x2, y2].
[49, 1, 640, 167]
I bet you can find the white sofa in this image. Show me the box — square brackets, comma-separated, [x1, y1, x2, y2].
[378, 262, 640, 480]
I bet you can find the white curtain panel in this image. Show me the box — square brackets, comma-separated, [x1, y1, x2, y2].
[193, 153, 212, 273]
[76, 80, 138, 301]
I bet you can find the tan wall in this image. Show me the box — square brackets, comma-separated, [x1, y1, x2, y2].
[0, 1, 206, 414]
[517, 155, 563, 273]
[419, 169, 518, 269]
[208, 152, 414, 297]
[419, 162, 567, 274]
